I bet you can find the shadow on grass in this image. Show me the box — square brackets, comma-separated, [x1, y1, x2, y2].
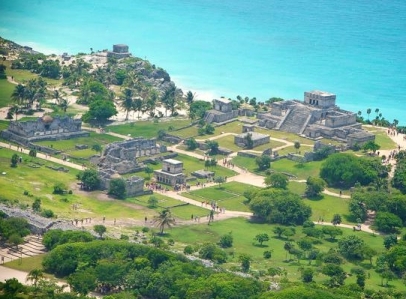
[306, 194, 324, 201]
[252, 243, 269, 248]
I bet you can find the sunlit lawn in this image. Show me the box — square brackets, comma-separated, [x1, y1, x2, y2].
[34, 132, 123, 160]
[163, 217, 397, 291]
[303, 194, 352, 223]
[181, 182, 258, 212]
[0, 78, 14, 108]
[107, 118, 192, 138]
[127, 193, 208, 220]
[271, 159, 323, 180]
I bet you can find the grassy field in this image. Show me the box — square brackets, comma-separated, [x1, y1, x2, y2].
[159, 217, 401, 291]
[181, 182, 259, 212]
[271, 159, 323, 180]
[107, 118, 192, 138]
[127, 193, 209, 220]
[34, 131, 123, 159]
[0, 79, 15, 108]
[304, 194, 352, 223]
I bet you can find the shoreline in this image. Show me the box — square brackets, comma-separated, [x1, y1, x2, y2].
[2, 36, 404, 125]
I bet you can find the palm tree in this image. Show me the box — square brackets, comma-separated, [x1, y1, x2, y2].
[59, 99, 68, 113]
[366, 108, 371, 120]
[161, 84, 180, 116]
[11, 84, 26, 106]
[153, 208, 176, 234]
[26, 269, 44, 288]
[53, 89, 60, 105]
[146, 89, 159, 117]
[133, 97, 144, 119]
[120, 88, 134, 120]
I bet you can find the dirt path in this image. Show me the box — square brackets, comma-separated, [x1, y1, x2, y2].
[0, 141, 85, 170]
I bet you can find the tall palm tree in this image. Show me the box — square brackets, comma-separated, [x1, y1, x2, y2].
[133, 97, 144, 119]
[146, 89, 159, 117]
[153, 208, 175, 234]
[53, 89, 60, 105]
[11, 84, 26, 106]
[26, 269, 44, 287]
[120, 88, 134, 120]
[366, 108, 371, 120]
[161, 84, 180, 116]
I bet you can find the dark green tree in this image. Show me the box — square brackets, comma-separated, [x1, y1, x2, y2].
[108, 178, 126, 199]
[93, 224, 107, 238]
[255, 155, 271, 171]
[305, 176, 325, 198]
[77, 169, 100, 191]
[82, 99, 117, 124]
[264, 173, 288, 189]
[11, 153, 19, 167]
[254, 233, 269, 246]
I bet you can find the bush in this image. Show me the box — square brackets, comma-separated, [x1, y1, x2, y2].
[53, 183, 66, 194]
[263, 251, 272, 259]
[167, 238, 175, 246]
[219, 233, 233, 248]
[183, 245, 195, 254]
[41, 209, 55, 218]
[142, 227, 150, 233]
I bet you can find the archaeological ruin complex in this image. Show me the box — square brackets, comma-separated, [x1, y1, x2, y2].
[1, 115, 89, 145]
[257, 90, 375, 146]
[96, 138, 167, 196]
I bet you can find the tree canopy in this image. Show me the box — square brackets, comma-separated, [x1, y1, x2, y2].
[249, 189, 312, 225]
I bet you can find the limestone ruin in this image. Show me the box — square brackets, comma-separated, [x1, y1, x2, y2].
[204, 98, 239, 124]
[258, 90, 375, 146]
[1, 115, 89, 145]
[154, 159, 186, 186]
[96, 138, 166, 196]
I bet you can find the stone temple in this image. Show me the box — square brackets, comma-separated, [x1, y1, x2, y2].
[1, 115, 89, 145]
[154, 159, 185, 186]
[96, 138, 166, 197]
[257, 90, 375, 147]
[204, 98, 239, 124]
[107, 44, 131, 59]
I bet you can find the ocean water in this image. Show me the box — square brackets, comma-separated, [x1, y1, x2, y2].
[1, 0, 405, 124]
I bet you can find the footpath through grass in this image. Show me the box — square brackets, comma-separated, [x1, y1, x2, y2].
[181, 182, 258, 212]
[107, 118, 191, 138]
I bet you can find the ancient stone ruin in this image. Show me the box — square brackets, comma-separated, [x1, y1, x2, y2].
[154, 159, 185, 186]
[257, 90, 374, 146]
[107, 44, 131, 59]
[204, 98, 239, 124]
[96, 138, 166, 196]
[1, 115, 89, 145]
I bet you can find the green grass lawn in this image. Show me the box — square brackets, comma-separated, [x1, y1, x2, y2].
[34, 132, 123, 159]
[127, 193, 209, 220]
[374, 131, 397, 150]
[181, 182, 258, 212]
[107, 118, 192, 138]
[214, 135, 286, 152]
[161, 217, 398, 291]
[271, 159, 323, 180]
[4, 254, 46, 272]
[304, 194, 352, 223]
[0, 79, 15, 108]
[0, 147, 157, 221]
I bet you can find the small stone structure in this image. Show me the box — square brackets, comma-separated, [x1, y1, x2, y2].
[1, 116, 89, 145]
[257, 90, 375, 146]
[204, 98, 239, 124]
[191, 169, 215, 179]
[235, 132, 270, 148]
[107, 44, 131, 59]
[154, 159, 185, 186]
[96, 138, 166, 196]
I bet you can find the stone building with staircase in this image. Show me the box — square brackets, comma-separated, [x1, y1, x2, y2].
[1, 115, 89, 145]
[257, 90, 374, 146]
[204, 98, 239, 124]
[154, 159, 185, 186]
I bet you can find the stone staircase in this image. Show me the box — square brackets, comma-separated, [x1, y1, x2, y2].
[204, 112, 215, 124]
[279, 106, 311, 134]
[0, 235, 46, 264]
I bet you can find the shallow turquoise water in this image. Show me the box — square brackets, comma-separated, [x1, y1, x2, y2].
[1, 0, 405, 123]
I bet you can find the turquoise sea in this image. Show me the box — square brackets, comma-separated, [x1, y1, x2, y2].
[1, 0, 405, 124]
